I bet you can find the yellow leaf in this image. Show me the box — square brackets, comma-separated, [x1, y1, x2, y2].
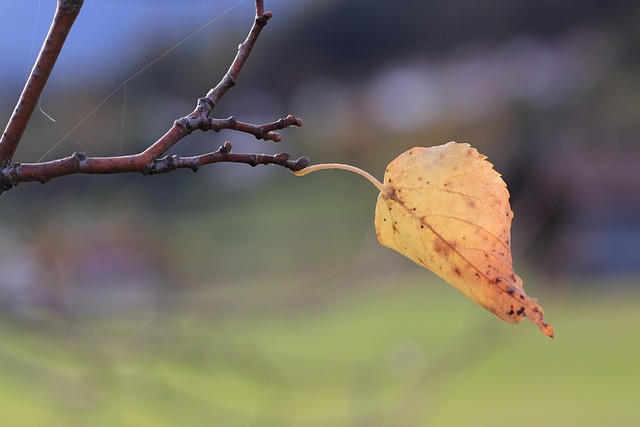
[374, 142, 553, 337]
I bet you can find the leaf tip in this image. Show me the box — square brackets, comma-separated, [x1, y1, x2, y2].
[540, 322, 555, 338]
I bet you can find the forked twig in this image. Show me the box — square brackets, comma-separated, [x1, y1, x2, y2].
[0, 0, 304, 192]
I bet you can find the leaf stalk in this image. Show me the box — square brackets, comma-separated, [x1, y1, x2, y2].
[293, 163, 385, 193]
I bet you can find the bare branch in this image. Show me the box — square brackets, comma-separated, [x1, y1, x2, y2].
[0, 0, 84, 164]
[2, 141, 309, 185]
[0, 115, 303, 186]
[0, 0, 306, 193]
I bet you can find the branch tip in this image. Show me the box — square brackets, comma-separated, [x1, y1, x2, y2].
[265, 132, 281, 142]
[294, 156, 311, 171]
[288, 114, 303, 127]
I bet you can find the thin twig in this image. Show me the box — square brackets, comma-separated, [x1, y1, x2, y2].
[0, 0, 84, 164]
[207, 114, 303, 142]
[203, 7, 273, 111]
[147, 141, 310, 175]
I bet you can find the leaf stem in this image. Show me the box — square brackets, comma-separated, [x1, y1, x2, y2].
[293, 163, 385, 193]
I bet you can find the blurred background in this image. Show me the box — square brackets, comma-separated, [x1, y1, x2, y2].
[0, 0, 639, 425]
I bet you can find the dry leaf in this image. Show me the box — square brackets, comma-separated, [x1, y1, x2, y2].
[375, 142, 553, 337]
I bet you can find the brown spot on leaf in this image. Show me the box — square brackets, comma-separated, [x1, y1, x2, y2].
[432, 239, 452, 256]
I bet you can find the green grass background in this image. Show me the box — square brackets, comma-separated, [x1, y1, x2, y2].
[0, 276, 637, 427]
[0, 175, 638, 427]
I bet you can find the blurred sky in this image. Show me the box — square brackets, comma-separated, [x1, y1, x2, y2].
[0, 0, 310, 84]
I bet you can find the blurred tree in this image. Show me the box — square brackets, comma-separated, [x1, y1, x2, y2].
[260, 0, 634, 85]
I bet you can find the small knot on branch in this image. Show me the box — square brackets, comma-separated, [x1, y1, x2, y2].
[264, 132, 282, 142]
[285, 114, 303, 128]
[175, 117, 193, 133]
[0, 163, 18, 191]
[196, 97, 215, 116]
[60, 0, 84, 14]
[218, 141, 233, 154]
[225, 75, 237, 88]
[275, 152, 290, 162]
[256, 11, 273, 25]
[248, 154, 260, 167]
[72, 151, 88, 169]
[72, 151, 87, 162]
[177, 111, 213, 133]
